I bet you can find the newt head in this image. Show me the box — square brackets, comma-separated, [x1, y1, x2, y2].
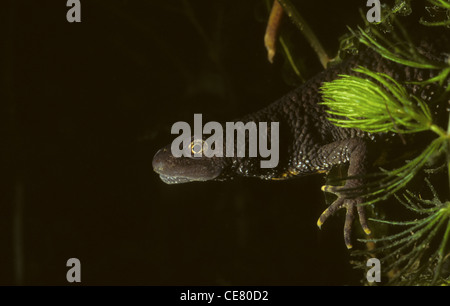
[152, 140, 227, 184]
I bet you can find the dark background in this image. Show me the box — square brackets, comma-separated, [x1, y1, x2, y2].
[1, 0, 374, 285]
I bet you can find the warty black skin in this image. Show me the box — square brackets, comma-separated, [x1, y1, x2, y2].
[152, 38, 448, 248]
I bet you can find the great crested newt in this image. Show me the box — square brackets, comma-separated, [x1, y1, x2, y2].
[152, 33, 449, 249]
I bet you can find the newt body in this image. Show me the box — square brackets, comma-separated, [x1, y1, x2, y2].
[153, 36, 448, 248]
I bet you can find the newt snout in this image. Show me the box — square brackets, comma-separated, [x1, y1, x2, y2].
[152, 144, 224, 184]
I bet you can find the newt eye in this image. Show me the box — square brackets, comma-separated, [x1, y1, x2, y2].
[189, 139, 207, 155]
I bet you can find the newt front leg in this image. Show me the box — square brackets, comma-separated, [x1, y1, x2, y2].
[312, 138, 371, 248]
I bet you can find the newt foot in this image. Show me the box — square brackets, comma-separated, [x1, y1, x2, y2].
[318, 184, 371, 249]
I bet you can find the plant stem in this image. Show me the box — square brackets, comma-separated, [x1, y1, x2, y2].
[447, 112, 450, 193]
[430, 124, 448, 138]
[432, 218, 450, 284]
[264, 0, 284, 63]
[277, 0, 329, 68]
[279, 35, 305, 82]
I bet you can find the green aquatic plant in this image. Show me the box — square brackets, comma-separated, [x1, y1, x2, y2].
[358, 180, 450, 285]
[319, 3, 450, 285]
[352, 25, 450, 88]
[266, 0, 449, 284]
[321, 62, 448, 207]
[321, 67, 440, 135]
[420, 0, 450, 27]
